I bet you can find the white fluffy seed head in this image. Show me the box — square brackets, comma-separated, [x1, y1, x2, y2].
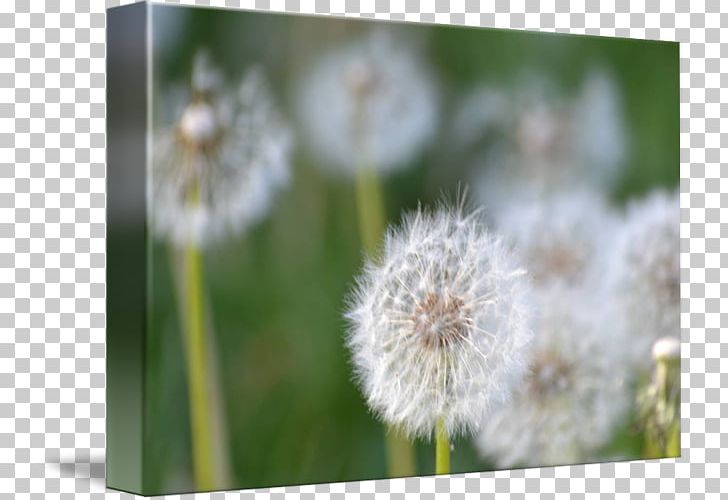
[607, 190, 680, 368]
[345, 203, 534, 440]
[652, 336, 680, 362]
[468, 70, 627, 210]
[295, 30, 439, 176]
[152, 55, 292, 247]
[492, 190, 617, 290]
[475, 287, 630, 467]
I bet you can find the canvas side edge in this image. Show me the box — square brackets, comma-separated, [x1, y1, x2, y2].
[105, 2, 148, 495]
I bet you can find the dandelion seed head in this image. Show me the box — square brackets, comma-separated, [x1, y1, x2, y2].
[515, 99, 567, 161]
[468, 70, 627, 208]
[528, 348, 575, 398]
[345, 203, 533, 440]
[343, 58, 381, 101]
[492, 190, 615, 288]
[296, 30, 439, 175]
[476, 287, 630, 467]
[152, 53, 292, 247]
[608, 190, 680, 366]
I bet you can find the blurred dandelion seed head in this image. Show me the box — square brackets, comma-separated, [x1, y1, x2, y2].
[296, 30, 439, 175]
[493, 190, 615, 288]
[608, 190, 680, 366]
[515, 100, 568, 161]
[344, 57, 381, 103]
[528, 348, 574, 398]
[151, 52, 293, 247]
[476, 287, 630, 467]
[468, 70, 627, 212]
[345, 203, 533, 440]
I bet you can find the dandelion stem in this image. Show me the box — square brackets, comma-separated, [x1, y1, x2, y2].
[666, 422, 680, 457]
[435, 417, 450, 475]
[658, 357, 680, 457]
[180, 182, 216, 491]
[354, 164, 385, 256]
[644, 355, 680, 458]
[385, 426, 416, 477]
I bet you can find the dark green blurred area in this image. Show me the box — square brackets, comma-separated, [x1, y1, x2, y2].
[144, 5, 678, 493]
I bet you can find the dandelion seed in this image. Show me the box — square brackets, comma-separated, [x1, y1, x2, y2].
[607, 190, 680, 367]
[475, 288, 630, 467]
[295, 30, 439, 176]
[151, 51, 293, 246]
[345, 203, 533, 440]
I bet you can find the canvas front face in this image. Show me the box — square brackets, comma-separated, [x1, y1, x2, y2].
[106, 3, 679, 495]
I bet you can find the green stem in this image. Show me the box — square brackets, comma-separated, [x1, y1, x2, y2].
[183, 238, 215, 490]
[643, 433, 660, 459]
[176, 179, 218, 490]
[354, 164, 385, 257]
[644, 358, 680, 459]
[435, 417, 450, 475]
[661, 358, 680, 457]
[666, 421, 680, 457]
[385, 425, 416, 477]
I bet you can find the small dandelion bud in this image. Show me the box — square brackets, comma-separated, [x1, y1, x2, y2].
[652, 336, 680, 363]
[345, 203, 534, 440]
[639, 335, 681, 457]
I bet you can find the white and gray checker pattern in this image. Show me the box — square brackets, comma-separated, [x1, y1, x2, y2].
[0, 0, 723, 498]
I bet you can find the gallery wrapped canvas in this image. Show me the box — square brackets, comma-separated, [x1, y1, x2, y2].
[106, 3, 679, 495]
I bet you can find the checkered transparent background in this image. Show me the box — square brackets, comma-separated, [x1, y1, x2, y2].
[0, 0, 723, 498]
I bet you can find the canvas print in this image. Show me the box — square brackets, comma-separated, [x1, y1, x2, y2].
[106, 3, 679, 495]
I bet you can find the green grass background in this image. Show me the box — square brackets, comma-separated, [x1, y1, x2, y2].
[142, 5, 679, 493]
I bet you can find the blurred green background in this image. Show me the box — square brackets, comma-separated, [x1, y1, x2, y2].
[143, 5, 678, 493]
